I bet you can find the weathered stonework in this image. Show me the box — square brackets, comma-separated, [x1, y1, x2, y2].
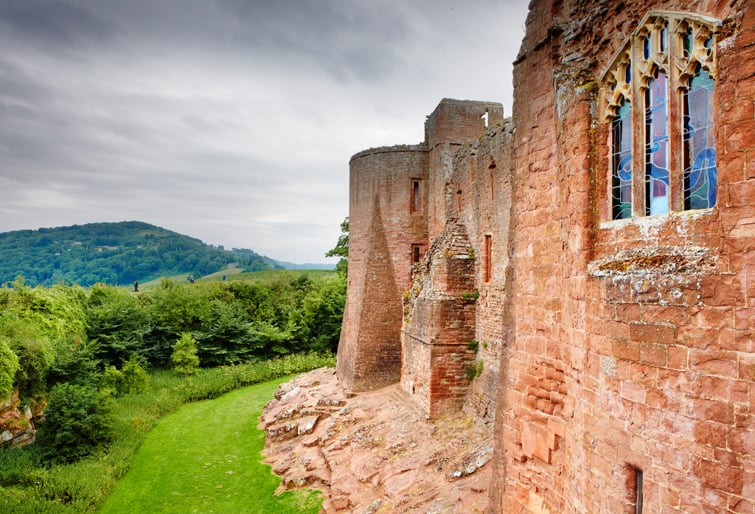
[336, 1, 754, 512]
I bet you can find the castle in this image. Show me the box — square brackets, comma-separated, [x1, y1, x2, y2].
[336, 0, 754, 512]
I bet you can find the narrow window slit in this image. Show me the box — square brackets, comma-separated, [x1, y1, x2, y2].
[634, 468, 643, 514]
[411, 179, 422, 213]
[483, 235, 492, 283]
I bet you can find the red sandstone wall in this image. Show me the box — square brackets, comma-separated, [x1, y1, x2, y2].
[451, 122, 515, 421]
[426, 99, 504, 241]
[401, 221, 479, 417]
[340, 99, 504, 396]
[493, 1, 754, 513]
[399, 101, 510, 419]
[337, 146, 428, 392]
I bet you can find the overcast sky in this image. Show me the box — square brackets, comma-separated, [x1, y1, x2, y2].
[0, 0, 529, 264]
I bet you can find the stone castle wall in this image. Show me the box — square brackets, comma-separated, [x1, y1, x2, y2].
[336, 145, 429, 392]
[493, 1, 754, 512]
[337, 0, 754, 512]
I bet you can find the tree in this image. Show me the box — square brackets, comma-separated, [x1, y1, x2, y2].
[120, 355, 150, 394]
[171, 332, 200, 376]
[0, 338, 19, 401]
[86, 286, 150, 366]
[36, 383, 113, 464]
[326, 217, 349, 276]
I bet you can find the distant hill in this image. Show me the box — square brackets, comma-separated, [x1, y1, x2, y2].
[273, 260, 335, 271]
[0, 221, 279, 287]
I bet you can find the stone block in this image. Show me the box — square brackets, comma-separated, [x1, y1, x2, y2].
[522, 421, 551, 464]
[629, 322, 676, 345]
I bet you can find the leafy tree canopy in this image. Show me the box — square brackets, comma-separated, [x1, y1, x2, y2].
[325, 217, 348, 276]
[0, 221, 279, 287]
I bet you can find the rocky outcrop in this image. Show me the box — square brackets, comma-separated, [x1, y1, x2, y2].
[0, 391, 38, 447]
[260, 367, 492, 513]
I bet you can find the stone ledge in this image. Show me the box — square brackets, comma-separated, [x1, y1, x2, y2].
[587, 245, 716, 277]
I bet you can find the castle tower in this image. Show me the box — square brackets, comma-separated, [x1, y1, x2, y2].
[336, 99, 503, 393]
[425, 99, 504, 240]
[336, 145, 429, 391]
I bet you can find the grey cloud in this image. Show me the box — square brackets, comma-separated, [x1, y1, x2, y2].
[212, 0, 413, 81]
[0, 0, 117, 49]
[0, 0, 528, 263]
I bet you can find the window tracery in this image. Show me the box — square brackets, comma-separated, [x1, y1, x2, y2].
[600, 11, 720, 221]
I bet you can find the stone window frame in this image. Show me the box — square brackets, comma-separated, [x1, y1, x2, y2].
[600, 11, 721, 222]
[410, 178, 423, 214]
[411, 243, 424, 264]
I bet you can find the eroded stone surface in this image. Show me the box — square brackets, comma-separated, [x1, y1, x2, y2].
[261, 367, 492, 513]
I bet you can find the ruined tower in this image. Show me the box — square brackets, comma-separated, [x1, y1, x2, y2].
[337, 0, 754, 511]
[336, 99, 503, 393]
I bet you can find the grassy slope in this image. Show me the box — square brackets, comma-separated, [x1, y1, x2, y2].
[99, 378, 321, 513]
[138, 268, 336, 289]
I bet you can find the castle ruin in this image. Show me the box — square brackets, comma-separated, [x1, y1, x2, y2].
[336, 0, 754, 511]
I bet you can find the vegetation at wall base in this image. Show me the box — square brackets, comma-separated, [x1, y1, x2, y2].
[0, 352, 334, 512]
[0, 264, 344, 511]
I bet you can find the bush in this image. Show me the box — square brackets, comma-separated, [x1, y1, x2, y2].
[120, 356, 150, 395]
[0, 338, 19, 401]
[100, 365, 123, 397]
[45, 338, 100, 389]
[1, 319, 55, 404]
[36, 383, 113, 464]
[87, 287, 151, 367]
[171, 333, 199, 376]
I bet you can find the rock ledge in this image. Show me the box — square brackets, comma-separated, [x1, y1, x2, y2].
[260, 367, 492, 513]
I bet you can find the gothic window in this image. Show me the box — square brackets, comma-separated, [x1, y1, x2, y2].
[683, 67, 717, 209]
[612, 98, 633, 219]
[601, 12, 719, 220]
[645, 69, 670, 215]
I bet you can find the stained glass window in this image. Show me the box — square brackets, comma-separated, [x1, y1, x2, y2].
[601, 12, 718, 222]
[612, 99, 633, 219]
[683, 68, 717, 210]
[645, 70, 669, 216]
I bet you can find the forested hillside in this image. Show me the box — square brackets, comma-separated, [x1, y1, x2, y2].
[0, 221, 278, 287]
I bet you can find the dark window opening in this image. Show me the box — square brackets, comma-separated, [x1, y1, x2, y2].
[412, 244, 423, 264]
[483, 235, 492, 282]
[635, 468, 643, 513]
[411, 179, 422, 213]
[489, 161, 496, 199]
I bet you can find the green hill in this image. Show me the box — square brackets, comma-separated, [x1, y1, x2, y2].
[0, 221, 279, 287]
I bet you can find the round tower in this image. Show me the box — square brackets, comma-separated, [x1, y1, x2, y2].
[336, 144, 429, 392]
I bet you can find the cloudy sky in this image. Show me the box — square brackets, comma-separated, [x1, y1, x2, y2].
[0, 0, 529, 264]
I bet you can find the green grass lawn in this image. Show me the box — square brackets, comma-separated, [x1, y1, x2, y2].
[98, 378, 322, 513]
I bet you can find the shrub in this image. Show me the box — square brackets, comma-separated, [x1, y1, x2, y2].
[0, 338, 19, 401]
[100, 365, 123, 397]
[171, 333, 200, 376]
[120, 356, 150, 395]
[0, 319, 55, 404]
[87, 286, 151, 367]
[36, 383, 113, 464]
[99, 356, 150, 396]
[45, 338, 100, 389]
